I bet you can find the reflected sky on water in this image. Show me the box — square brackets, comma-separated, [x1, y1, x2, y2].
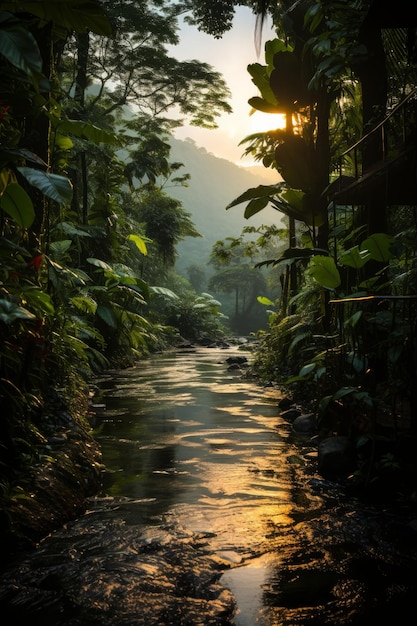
[93, 347, 300, 556]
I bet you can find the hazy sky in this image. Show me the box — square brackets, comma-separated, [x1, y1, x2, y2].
[170, 6, 277, 164]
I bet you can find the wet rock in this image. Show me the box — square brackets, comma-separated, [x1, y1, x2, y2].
[274, 568, 341, 608]
[292, 413, 317, 434]
[0, 519, 236, 625]
[318, 436, 356, 478]
[225, 356, 248, 365]
[278, 397, 294, 410]
[227, 362, 242, 371]
[280, 407, 302, 421]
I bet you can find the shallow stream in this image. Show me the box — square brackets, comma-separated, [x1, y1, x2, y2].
[1, 346, 417, 624]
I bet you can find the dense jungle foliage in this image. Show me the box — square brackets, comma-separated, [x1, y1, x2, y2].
[1, 0, 417, 519]
[217, 0, 417, 496]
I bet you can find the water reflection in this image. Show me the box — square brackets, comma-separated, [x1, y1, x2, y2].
[93, 348, 296, 555]
[1, 347, 415, 624]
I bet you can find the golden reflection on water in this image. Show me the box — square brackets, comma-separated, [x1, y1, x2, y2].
[97, 348, 306, 596]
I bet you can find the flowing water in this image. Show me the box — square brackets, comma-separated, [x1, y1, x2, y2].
[1, 346, 417, 625]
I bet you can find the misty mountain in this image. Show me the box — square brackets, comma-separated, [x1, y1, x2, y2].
[167, 137, 283, 277]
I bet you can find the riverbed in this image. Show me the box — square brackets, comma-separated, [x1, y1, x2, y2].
[1, 346, 417, 624]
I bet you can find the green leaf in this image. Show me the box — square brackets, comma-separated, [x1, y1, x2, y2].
[299, 363, 316, 377]
[56, 222, 92, 238]
[264, 38, 291, 67]
[257, 296, 274, 306]
[150, 286, 179, 299]
[87, 257, 113, 271]
[49, 239, 72, 259]
[17, 167, 73, 204]
[0, 14, 42, 76]
[339, 245, 371, 268]
[244, 196, 270, 218]
[308, 255, 341, 289]
[128, 233, 148, 255]
[96, 304, 117, 328]
[193, 303, 210, 309]
[70, 295, 97, 315]
[333, 386, 357, 400]
[2, 147, 47, 166]
[361, 233, 395, 262]
[0, 182, 35, 228]
[281, 188, 305, 211]
[345, 310, 363, 328]
[282, 247, 316, 259]
[247, 63, 277, 105]
[248, 96, 283, 114]
[226, 184, 283, 209]
[53, 119, 119, 144]
[55, 134, 74, 150]
[22, 286, 54, 315]
[0, 298, 36, 323]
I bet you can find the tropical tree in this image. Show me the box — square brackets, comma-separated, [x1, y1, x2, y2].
[208, 226, 283, 334]
[0, 0, 235, 502]
[0, 0, 113, 494]
[187, 0, 417, 488]
[186, 264, 206, 292]
[136, 189, 202, 279]
[60, 0, 232, 223]
[156, 273, 228, 343]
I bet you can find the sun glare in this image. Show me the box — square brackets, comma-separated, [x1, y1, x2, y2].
[246, 111, 287, 134]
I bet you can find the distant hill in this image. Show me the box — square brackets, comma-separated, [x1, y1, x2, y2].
[168, 137, 284, 276]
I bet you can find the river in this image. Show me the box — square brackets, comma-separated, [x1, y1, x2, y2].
[1, 345, 417, 624]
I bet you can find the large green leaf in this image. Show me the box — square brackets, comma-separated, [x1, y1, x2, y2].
[21, 286, 55, 315]
[53, 119, 119, 144]
[244, 196, 270, 218]
[248, 96, 284, 114]
[0, 13, 42, 76]
[247, 63, 277, 105]
[264, 39, 291, 68]
[339, 245, 371, 268]
[308, 255, 341, 289]
[360, 233, 395, 262]
[17, 167, 73, 204]
[276, 189, 326, 226]
[270, 51, 310, 108]
[57, 222, 92, 238]
[150, 286, 179, 299]
[0, 298, 36, 323]
[281, 188, 305, 212]
[2, 147, 47, 166]
[96, 304, 117, 329]
[226, 184, 283, 210]
[87, 257, 113, 271]
[128, 234, 148, 256]
[0, 182, 35, 228]
[49, 239, 72, 259]
[70, 295, 97, 315]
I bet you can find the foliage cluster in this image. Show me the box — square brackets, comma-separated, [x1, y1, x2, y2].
[215, 0, 417, 493]
[0, 0, 231, 503]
